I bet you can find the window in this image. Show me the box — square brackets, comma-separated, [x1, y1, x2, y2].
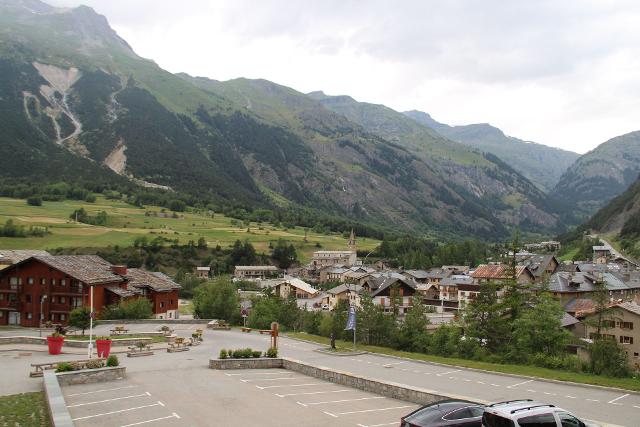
[0, 293, 3, 300]
[59, 297, 65, 304]
[634, 352, 639, 358]
[620, 336, 634, 345]
[60, 314, 65, 321]
[26, 295, 32, 303]
[443, 407, 483, 420]
[517, 413, 557, 427]
[26, 312, 32, 320]
[160, 302, 164, 308]
[40, 278, 46, 285]
[27, 277, 34, 285]
[51, 296, 56, 303]
[482, 413, 515, 427]
[50, 279, 56, 286]
[620, 321, 634, 330]
[0, 312, 3, 318]
[60, 279, 66, 286]
[602, 320, 615, 328]
[557, 412, 583, 427]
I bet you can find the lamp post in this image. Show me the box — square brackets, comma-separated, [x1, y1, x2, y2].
[87, 285, 94, 358]
[39, 294, 47, 337]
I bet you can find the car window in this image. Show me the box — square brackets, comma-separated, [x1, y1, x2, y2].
[482, 412, 516, 427]
[468, 406, 485, 417]
[443, 408, 472, 420]
[518, 413, 557, 427]
[557, 412, 583, 427]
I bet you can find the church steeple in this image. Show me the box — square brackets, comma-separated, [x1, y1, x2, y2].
[348, 229, 356, 252]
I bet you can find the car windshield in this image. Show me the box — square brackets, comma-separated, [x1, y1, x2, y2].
[482, 412, 516, 427]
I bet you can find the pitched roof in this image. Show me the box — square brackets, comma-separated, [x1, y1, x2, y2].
[274, 276, 318, 295]
[235, 265, 279, 271]
[440, 275, 473, 286]
[105, 286, 139, 298]
[548, 272, 630, 294]
[561, 312, 580, 328]
[33, 255, 122, 285]
[0, 250, 51, 265]
[617, 301, 640, 317]
[519, 255, 558, 277]
[564, 298, 598, 317]
[327, 283, 364, 295]
[472, 264, 531, 280]
[126, 269, 181, 292]
[370, 276, 417, 297]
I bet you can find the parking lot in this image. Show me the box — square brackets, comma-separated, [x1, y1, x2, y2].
[60, 368, 418, 427]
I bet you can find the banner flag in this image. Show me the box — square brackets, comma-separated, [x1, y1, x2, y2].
[344, 306, 356, 331]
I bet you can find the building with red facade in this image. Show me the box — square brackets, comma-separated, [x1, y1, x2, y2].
[0, 255, 180, 327]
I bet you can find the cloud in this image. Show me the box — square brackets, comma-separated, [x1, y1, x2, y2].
[46, 0, 640, 153]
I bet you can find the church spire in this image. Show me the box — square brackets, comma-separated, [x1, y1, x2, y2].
[348, 229, 356, 252]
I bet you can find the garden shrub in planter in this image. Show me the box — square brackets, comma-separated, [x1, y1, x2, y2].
[219, 349, 228, 359]
[86, 359, 105, 369]
[55, 362, 73, 373]
[252, 351, 262, 358]
[106, 355, 119, 367]
[265, 347, 278, 358]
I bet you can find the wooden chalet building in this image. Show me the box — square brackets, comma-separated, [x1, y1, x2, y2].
[0, 255, 180, 327]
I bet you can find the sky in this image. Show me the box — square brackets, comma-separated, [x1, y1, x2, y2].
[48, 0, 640, 154]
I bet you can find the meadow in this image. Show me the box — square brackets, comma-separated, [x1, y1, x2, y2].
[0, 197, 379, 261]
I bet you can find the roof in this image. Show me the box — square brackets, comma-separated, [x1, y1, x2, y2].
[440, 275, 473, 287]
[593, 246, 611, 251]
[313, 251, 354, 255]
[519, 255, 558, 278]
[32, 255, 123, 285]
[126, 269, 181, 292]
[370, 276, 417, 297]
[272, 276, 318, 296]
[0, 250, 51, 264]
[105, 286, 139, 298]
[472, 264, 532, 280]
[561, 312, 580, 328]
[548, 272, 630, 294]
[564, 298, 597, 316]
[403, 270, 430, 279]
[327, 283, 364, 295]
[616, 301, 640, 317]
[235, 265, 279, 271]
[196, 267, 211, 271]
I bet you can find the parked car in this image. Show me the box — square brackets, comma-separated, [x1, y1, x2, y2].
[401, 399, 485, 427]
[321, 303, 330, 310]
[481, 400, 600, 427]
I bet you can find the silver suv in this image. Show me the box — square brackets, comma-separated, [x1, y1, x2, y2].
[481, 400, 600, 427]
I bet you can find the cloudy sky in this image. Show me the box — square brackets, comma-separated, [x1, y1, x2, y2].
[49, 0, 640, 154]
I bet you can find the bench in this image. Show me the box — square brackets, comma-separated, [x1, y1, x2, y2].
[241, 327, 252, 333]
[158, 326, 174, 336]
[30, 358, 105, 377]
[259, 329, 272, 335]
[207, 320, 231, 330]
[110, 326, 128, 336]
[167, 337, 190, 353]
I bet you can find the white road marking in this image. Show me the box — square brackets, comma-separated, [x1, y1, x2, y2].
[119, 413, 181, 427]
[298, 396, 385, 406]
[323, 410, 338, 418]
[543, 392, 556, 396]
[257, 383, 323, 389]
[464, 379, 472, 382]
[436, 369, 461, 376]
[357, 423, 398, 427]
[71, 402, 164, 421]
[383, 361, 406, 368]
[633, 405, 640, 409]
[226, 372, 289, 377]
[67, 385, 137, 397]
[587, 399, 599, 402]
[331, 405, 415, 416]
[507, 379, 533, 389]
[490, 384, 501, 387]
[67, 392, 150, 407]
[527, 389, 537, 393]
[476, 381, 485, 384]
[241, 377, 299, 382]
[608, 394, 629, 405]
[276, 390, 350, 398]
[565, 395, 577, 399]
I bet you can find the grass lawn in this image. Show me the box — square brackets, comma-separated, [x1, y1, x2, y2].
[286, 332, 640, 392]
[0, 196, 378, 262]
[179, 300, 194, 316]
[0, 392, 51, 427]
[68, 334, 167, 344]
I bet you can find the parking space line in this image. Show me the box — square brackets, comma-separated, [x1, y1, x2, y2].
[436, 369, 461, 376]
[226, 372, 291, 377]
[297, 396, 385, 407]
[241, 377, 299, 382]
[67, 392, 151, 407]
[67, 385, 138, 397]
[507, 379, 533, 389]
[119, 413, 181, 427]
[383, 361, 406, 368]
[71, 401, 165, 421]
[608, 394, 629, 405]
[331, 405, 415, 416]
[276, 389, 350, 398]
[357, 422, 399, 427]
[257, 383, 323, 390]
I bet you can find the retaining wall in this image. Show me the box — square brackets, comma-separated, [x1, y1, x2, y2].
[43, 371, 73, 427]
[0, 336, 152, 347]
[56, 366, 126, 386]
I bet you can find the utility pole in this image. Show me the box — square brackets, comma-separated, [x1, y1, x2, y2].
[87, 285, 94, 358]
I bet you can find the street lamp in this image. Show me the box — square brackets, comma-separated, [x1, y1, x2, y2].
[39, 295, 47, 337]
[87, 285, 94, 358]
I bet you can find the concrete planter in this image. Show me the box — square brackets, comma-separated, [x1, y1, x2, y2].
[56, 366, 126, 386]
[209, 358, 283, 369]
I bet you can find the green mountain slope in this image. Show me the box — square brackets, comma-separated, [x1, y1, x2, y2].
[0, 0, 568, 239]
[552, 131, 640, 219]
[403, 110, 579, 192]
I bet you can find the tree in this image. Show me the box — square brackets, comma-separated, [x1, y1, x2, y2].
[589, 339, 631, 377]
[271, 239, 298, 269]
[193, 276, 239, 321]
[229, 240, 257, 267]
[68, 307, 92, 335]
[27, 195, 42, 206]
[357, 295, 395, 346]
[395, 298, 430, 352]
[464, 281, 509, 353]
[100, 298, 153, 320]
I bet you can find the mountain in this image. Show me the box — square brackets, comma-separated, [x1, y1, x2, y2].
[403, 110, 580, 192]
[0, 0, 567, 239]
[552, 131, 640, 219]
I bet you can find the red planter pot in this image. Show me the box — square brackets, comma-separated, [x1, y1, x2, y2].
[96, 339, 112, 358]
[47, 336, 65, 355]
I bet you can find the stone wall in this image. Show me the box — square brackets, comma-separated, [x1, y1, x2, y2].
[209, 358, 284, 369]
[56, 366, 126, 386]
[43, 371, 73, 427]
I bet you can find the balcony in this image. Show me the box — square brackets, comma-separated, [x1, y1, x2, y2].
[50, 286, 84, 295]
[0, 283, 20, 292]
[0, 300, 21, 310]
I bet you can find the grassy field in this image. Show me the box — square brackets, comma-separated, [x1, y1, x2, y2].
[287, 332, 640, 392]
[0, 392, 50, 427]
[0, 197, 379, 262]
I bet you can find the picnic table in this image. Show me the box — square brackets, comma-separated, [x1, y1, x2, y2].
[241, 327, 252, 333]
[30, 358, 105, 377]
[158, 326, 174, 336]
[110, 326, 129, 336]
[259, 329, 272, 335]
[207, 320, 231, 330]
[167, 337, 190, 353]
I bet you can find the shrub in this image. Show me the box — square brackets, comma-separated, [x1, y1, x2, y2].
[55, 362, 73, 373]
[106, 355, 119, 367]
[86, 359, 104, 369]
[252, 351, 262, 358]
[266, 347, 278, 358]
[219, 349, 228, 359]
[69, 361, 81, 371]
[27, 195, 42, 206]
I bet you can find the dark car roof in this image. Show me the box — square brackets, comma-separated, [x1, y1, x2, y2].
[403, 399, 481, 425]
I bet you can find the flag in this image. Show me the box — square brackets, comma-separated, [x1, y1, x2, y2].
[344, 306, 356, 331]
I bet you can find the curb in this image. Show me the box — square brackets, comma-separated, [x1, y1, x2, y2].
[282, 334, 640, 397]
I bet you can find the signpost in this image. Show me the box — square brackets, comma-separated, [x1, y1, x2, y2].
[344, 305, 356, 351]
[87, 285, 94, 358]
[241, 308, 248, 327]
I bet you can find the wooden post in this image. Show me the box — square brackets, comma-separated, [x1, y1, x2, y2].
[270, 322, 279, 349]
